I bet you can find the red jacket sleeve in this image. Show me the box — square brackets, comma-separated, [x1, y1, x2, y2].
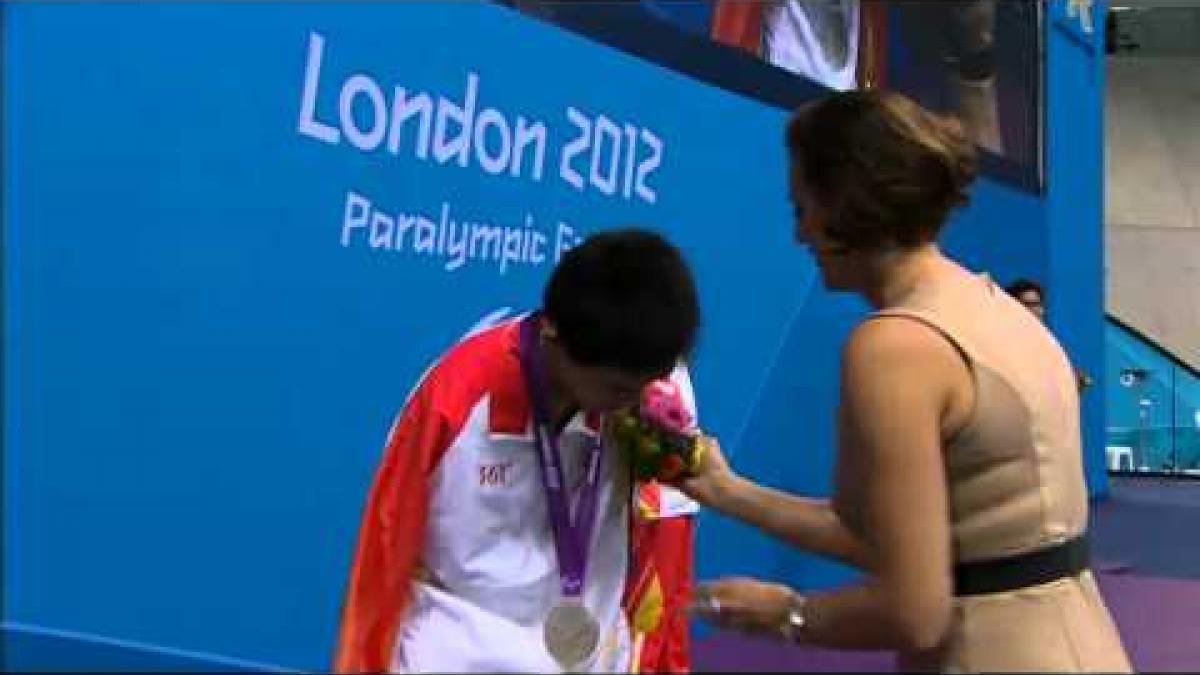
[333, 384, 455, 673]
[711, 0, 765, 55]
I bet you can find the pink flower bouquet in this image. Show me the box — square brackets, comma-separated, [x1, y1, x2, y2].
[609, 379, 704, 481]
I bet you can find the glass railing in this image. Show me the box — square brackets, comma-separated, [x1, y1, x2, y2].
[1105, 317, 1200, 476]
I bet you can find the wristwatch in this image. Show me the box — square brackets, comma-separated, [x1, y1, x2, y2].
[779, 591, 809, 642]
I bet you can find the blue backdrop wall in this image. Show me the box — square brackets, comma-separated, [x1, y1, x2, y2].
[1045, 0, 1110, 499]
[2, 1, 1108, 670]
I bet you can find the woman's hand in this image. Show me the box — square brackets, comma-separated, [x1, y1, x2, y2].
[690, 577, 795, 637]
[674, 434, 738, 507]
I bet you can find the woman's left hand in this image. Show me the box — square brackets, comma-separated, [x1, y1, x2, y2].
[690, 577, 795, 636]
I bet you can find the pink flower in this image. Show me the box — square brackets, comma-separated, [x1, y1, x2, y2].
[640, 379, 694, 434]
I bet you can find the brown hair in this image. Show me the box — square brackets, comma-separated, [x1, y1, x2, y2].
[786, 90, 978, 252]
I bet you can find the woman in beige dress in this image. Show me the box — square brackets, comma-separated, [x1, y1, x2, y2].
[679, 90, 1131, 672]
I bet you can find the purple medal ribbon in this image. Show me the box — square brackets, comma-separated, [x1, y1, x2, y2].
[519, 314, 605, 598]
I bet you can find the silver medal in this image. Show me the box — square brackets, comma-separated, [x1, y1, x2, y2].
[543, 600, 600, 671]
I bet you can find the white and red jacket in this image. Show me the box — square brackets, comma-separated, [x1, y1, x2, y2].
[334, 317, 697, 673]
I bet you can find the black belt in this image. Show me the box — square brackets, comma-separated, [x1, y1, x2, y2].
[954, 535, 1090, 596]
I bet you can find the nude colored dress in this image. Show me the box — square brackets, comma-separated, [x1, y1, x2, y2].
[867, 271, 1132, 673]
